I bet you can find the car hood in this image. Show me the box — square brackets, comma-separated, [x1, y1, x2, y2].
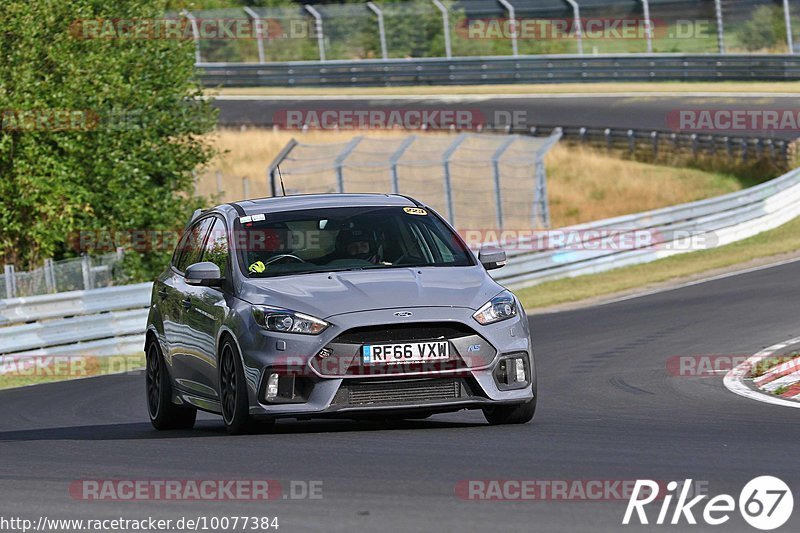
[238, 266, 503, 319]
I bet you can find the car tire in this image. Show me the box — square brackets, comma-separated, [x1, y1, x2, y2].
[146, 338, 197, 430]
[482, 396, 536, 425]
[219, 338, 273, 435]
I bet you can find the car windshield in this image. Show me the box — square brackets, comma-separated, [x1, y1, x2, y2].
[237, 205, 474, 278]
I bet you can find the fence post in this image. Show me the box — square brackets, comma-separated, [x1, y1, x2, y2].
[713, 0, 725, 53]
[532, 128, 561, 229]
[182, 11, 202, 64]
[442, 133, 468, 225]
[639, 0, 653, 53]
[565, 0, 583, 55]
[498, 0, 519, 57]
[267, 139, 298, 196]
[491, 136, 518, 230]
[305, 5, 326, 62]
[4, 264, 16, 299]
[783, 0, 794, 54]
[44, 258, 56, 293]
[367, 2, 388, 60]
[651, 131, 659, 159]
[81, 255, 93, 291]
[334, 136, 364, 193]
[604, 128, 612, 151]
[242, 176, 250, 199]
[627, 129, 635, 154]
[243, 6, 267, 63]
[432, 0, 452, 58]
[389, 135, 417, 194]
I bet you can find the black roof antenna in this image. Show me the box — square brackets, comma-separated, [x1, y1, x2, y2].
[277, 164, 286, 196]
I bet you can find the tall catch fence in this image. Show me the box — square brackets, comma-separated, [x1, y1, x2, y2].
[183, 0, 800, 63]
[268, 131, 562, 230]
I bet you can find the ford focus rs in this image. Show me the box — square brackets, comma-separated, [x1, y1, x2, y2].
[145, 194, 536, 434]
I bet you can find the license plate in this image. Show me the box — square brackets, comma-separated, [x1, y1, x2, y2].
[362, 341, 449, 365]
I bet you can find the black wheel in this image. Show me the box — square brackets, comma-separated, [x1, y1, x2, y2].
[482, 396, 536, 425]
[219, 338, 272, 435]
[146, 338, 196, 430]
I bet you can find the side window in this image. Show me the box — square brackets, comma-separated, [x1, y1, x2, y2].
[202, 218, 229, 277]
[175, 218, 214, 273]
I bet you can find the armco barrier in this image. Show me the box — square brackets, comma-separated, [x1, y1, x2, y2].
[199, 54, 800, 87]
[491, 166, 800, 288]
[0, 283, 152, 358]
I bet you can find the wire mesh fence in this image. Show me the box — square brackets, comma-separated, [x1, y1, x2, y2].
[1, 252, 127, 299]
[185, 0, 799, 64]
[269, 131, 562, 230]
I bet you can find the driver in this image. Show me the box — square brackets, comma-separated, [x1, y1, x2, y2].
[336, 226, 380, 264]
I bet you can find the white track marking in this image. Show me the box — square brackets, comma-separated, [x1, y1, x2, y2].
[724, 336, 800, 409]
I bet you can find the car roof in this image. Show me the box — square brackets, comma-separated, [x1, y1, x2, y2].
[227, 193, 419, 216]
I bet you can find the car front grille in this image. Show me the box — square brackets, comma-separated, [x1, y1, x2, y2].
[337, 378, 463, 406]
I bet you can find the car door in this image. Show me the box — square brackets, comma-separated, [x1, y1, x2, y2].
[168, 216, 214, 394]
[181, 216, 232, 396]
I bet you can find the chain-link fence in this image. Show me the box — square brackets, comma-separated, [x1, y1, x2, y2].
[268, 131, 561, 230]
[184, 0, 799, 64]
[1, 252, 127, 299]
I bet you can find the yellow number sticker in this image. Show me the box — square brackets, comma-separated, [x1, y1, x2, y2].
[403, 207, 427, 216]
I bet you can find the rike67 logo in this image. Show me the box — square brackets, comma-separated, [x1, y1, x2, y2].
[623, 477, 793, 530]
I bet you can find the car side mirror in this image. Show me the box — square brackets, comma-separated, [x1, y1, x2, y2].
[185, 262, 223, 287]
[479, 247, 507, 270]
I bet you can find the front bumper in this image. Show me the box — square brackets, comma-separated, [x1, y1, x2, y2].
[236, 306, 534, 418]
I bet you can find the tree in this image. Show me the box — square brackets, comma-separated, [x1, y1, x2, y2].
[0, 0, 217, 278]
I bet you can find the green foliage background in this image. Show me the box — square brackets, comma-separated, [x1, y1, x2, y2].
[0, 0, 217, 279]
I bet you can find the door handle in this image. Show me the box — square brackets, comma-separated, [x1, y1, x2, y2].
[181, 298, 192, 310]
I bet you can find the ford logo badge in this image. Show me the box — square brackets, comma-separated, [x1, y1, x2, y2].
[394, 311, 413, 318]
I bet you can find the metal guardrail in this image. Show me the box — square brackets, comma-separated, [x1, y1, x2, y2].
[199, 54, 800, 87]
[0, 283, 152, 357]
[492, 166, 800, 288]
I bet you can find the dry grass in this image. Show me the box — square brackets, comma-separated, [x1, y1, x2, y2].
[197, 128, 742, 229]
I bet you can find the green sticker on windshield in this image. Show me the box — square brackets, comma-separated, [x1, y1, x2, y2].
[249, 261, 266, 274]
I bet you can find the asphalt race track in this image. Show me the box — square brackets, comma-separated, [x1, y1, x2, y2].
[2, 260, 799, 532]
[213, 94, 800, 140]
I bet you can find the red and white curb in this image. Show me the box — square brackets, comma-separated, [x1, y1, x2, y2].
[724, 336, 800, 408]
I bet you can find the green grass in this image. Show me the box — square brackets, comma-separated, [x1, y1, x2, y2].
[751, 355, 797, 378]
[0, 354, 144, 390]
[517, 215, 800, 310]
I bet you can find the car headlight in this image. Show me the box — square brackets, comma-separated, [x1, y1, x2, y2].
[473, 291, 518, 325]
[252, 306, 330, 335]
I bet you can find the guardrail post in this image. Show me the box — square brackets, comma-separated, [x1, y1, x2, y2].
[741, 138, 748, 163]
[81, 255, 93, 291]
[491, 135, 518, 230]
[604, 128, 612, 151]
[4, 265, 16, 299]
[367, 2, 388, 60]
[783, 0, 794, 54]
[627, 129, 635, 154]
[305, 5, 326, 62]
[243, 6, 267, 64]
[713, 0, 725, 53]
[498, 0, 519, 57]
[432, 0, 453, 59]
[389, 135, 417, 194]
[651, 131, 659, 159]
[334, 136, 364, 193]
[182, 11, 202, 64]
[565, 0, 583, 55]
[579, 127, 587, 143]
[690, 133, 698, 157]
[44, 258, 56, 293]
[442, 133, 468, 225]
[639, 0, 653, 53]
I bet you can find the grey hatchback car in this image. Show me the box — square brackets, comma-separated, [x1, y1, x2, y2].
[145, 194, 536, 434]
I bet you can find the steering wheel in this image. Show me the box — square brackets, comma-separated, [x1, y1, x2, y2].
[265, 254, 307, 265]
